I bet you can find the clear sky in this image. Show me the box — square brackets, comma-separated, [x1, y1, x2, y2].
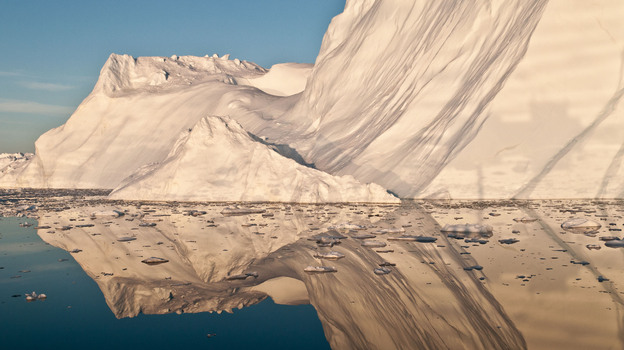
[0, 0, 345, 153]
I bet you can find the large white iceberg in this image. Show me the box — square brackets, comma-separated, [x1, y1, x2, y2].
[2, 0, 624, 200]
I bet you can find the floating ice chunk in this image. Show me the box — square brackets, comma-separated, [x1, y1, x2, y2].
[226, 272, 258, 280]
[374, 267, 391, 275]
[351, 233, 376, 239]
[220, 207, 266, 216]
[141, 257, 169, 265]
[304, 266, 337, 273]
[388, 235, 437, 243]
[441, 224, 493, 234]
[605, 240, 624, 248]
[373, 228, 405, 234]
[329, 223, 367, 231]
[513, 217, 538, 223]
[25, 291, 45, 302]
[561, 218, 601, 231]
[361, 240, 387, 248]
[313, 251, 345, 260]
[91, 210, 124, 218]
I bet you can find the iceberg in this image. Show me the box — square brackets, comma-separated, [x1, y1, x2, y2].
[2, 0, 624, 200]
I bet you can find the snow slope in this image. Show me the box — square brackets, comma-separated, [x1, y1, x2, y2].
[0, 54, 295, 189]
[243, 63, 313, 96]
[110, 116, 397, 203]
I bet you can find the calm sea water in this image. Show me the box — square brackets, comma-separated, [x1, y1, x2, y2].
[1, 197, 624, 349]
[0, 217, 329, 350]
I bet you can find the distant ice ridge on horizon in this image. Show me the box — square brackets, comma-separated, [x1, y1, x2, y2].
[1, 0, 624, 200]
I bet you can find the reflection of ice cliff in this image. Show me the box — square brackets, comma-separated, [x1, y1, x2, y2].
[36, 202, 526, 349]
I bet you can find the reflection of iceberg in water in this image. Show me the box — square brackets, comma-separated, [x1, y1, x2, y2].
[36, 202, 527, 349]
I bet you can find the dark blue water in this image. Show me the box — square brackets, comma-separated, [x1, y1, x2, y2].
[0, 217, 330, 350]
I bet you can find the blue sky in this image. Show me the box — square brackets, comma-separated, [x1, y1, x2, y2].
[0, 0, 345, 153]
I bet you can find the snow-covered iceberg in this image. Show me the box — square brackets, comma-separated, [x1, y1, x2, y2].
[109, 116, 397, 203]
[2, 0, 624, 200]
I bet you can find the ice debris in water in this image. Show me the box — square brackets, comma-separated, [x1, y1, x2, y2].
[141, 257, 169, 265]
[304, 266, 337, 273]
[441, 224, 493, 234]
[220, 206, 266, 216]
[226, 272, 259, 280]
[351, 233, 376, 239]
[604, 239, 624, 248]
[91, 210, 124, 218]
[374, 267, 392, 275]
[513, 217, 538, 223]
[313, 251, 345, 260]
[361, 240, 387, 248]
[25, 291, 46, 302]
[561, 218, 601, 232]
[388, 235, 437, 243]
[328, 223, 366, 232]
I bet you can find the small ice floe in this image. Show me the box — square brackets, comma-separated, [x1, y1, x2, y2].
[313, 251, 345, 260]
[513, 217, 538, 223]
[310, 235, 345, 247]
[91, 210, 124, 219]
[463, 265, 483, 271]
[373, 228, 405, 234]
[17, 205, 36, 212]
[605, 239, 624, 248]
[25, 291, 46, 302]
[465, 238, 488, 244]
[598, 276, 610, 282]
[220, 206, 266, 216]
[351, 233, 376, 239]
[226, 272, 259, 280]
[374, 267, 391, 275]
[561, 218, 601, 232]
[329, 223, 366, 232]
[304, 266, 337, 273]
[117, 237, 137, 242]
[141, 257, 169, 265]
[442, 224, 493, 234]
[599, 236, 619, 241]
[388, 235, 437, 243]
[184, 210, 207, 216]
[361, 240, 387, 248]
[498, 238, 519, 244]
[586, 244, 601, 250]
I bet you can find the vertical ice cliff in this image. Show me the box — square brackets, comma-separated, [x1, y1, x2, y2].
[274, 0, 624, 199]
[280, 0, 549, 197]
